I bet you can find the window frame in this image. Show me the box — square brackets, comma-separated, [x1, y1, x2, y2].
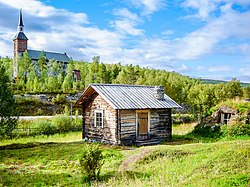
[94, 110, 104, 128]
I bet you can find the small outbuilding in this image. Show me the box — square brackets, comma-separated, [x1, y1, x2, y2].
[75, 84, 180, 146]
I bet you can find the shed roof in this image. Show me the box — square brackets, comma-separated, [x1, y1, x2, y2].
[75, 84, 181, 109]
[27, 49, 70, 63]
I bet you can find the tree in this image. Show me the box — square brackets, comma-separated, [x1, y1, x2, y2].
[0, 65, 19, 139]
[37, 51, 47, 76]
[243, 86, 250, 99]
[225, 78, 243, 99]
[18, 51, 32, 85]
[187, 84, 217, 124]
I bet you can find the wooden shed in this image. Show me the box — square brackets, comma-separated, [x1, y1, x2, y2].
[75, 84, 180, 146]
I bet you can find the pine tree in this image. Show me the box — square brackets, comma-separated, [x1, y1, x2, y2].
[0, 65, 19, 139]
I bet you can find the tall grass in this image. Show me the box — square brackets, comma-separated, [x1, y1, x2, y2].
[0, 120, 249, 186]
[0, 131, 82, 146]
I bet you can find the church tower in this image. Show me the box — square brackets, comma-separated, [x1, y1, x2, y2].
[13, 9, 28, 78]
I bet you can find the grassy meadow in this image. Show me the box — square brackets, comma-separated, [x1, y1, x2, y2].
[0, 124, 249, 186]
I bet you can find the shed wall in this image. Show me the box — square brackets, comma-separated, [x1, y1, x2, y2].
[84, 94, 117, 144]
[119, 108, 172, 145]
[149, 109, 172, 141]
[119, 110, 136, 145]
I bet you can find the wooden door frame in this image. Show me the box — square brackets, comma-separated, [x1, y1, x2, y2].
[135, 110, 150, 140]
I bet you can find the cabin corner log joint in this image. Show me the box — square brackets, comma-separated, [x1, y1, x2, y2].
[75, 84, 180, 146]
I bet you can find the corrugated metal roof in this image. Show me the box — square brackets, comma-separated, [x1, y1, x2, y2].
[76, 84, 181, 109]
[27, 49, 70, 63]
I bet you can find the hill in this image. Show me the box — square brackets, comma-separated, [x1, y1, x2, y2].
[201, 78, 250, 87]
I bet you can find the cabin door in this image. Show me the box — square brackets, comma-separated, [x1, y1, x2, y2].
[137, 111, 149, 140]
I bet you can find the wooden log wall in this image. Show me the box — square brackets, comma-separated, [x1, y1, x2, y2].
[149, 109, 172, 141]
[119, 110, 136, 145]
[84, 94, 118, 144]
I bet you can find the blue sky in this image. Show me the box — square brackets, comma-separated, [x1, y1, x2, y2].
[0, 0, 250, 82]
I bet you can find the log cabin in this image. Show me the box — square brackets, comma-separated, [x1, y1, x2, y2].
[75, 84, 180, 146]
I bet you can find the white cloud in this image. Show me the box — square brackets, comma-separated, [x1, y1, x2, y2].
[111, 8, 143, 36]
[162, 30, 174, 36]
[182, 0, 250, 20]
[0, 0, 250, 82]
[140, 0, 166, 15]
[176, 8, 250, 60]
[114, 8, 140, 22]
[110, 19, 144, 36]
[182, 0, 218, 20]
[240, 65, 250, 76]
[0, 0, 122, 62]
[127, 0, 166, 15]
[0, 41, 11, 57]
[208, 66, 231, 72]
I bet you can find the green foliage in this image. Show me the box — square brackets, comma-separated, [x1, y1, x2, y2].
[213, 99, 250, 115]
[35, 120, 57, 136]
[0, 65, 18, 139]
[243, 86, 250, 98]
[14, 115, 80, 138]
[190, 124, 221, 138]
[172, 114, 196, 124]
[16, 96, 51, 116]
[52, 94, 67, 104]
[51, 115, 71, 133]
[224, 78, 243, 99]
[2, 56, 247, 121]
[137, 149, 190, 165]
[64, 105, 70, 115]
[79, 143, 105, 180]
[226, 122, 250, 136]
[17, 51, 32, 85]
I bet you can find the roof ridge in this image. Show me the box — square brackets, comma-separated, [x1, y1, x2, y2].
[27, 49, 68, 55]
[90, 83, 156, 87]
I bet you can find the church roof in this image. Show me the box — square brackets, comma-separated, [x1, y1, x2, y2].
[27, 49, 71, 63]
[19, 9, 24, 27]
[13, 32, 28, 40]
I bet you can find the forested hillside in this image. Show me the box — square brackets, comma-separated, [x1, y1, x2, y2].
[1, 54, 250, 118]
[201, 79, 250, 87]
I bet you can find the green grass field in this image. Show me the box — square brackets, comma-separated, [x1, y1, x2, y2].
[0, 125, 249, 186]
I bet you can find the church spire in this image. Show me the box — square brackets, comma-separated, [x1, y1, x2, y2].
[18, 9, 24, 32]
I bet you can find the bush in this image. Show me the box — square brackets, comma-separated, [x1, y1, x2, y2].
[227, 122, 250, 136]
[35, 120, 57, 136]
[52, 115, 71, 133]
[191, 124, 221, 138]
[79, 144, 104, 181]
[52, 94, 67, 104]
[173, 114, 196, 124]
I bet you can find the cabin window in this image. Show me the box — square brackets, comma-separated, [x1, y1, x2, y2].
[94, 110, 103, 128]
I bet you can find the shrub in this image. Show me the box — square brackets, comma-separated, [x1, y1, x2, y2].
[191, 123, 221, 138]
[79, 144, 104, 181]
[35, 120, 57, 136]
[227, 122, 250, 136]
[173, 114, 196, 124]
[52, 94, 67, 104]
[52, 115, 71, 133]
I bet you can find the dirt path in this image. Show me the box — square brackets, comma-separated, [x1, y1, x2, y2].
[118, 147, 153, 172]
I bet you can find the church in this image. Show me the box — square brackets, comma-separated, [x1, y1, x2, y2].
[13, 9, 71, 78]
